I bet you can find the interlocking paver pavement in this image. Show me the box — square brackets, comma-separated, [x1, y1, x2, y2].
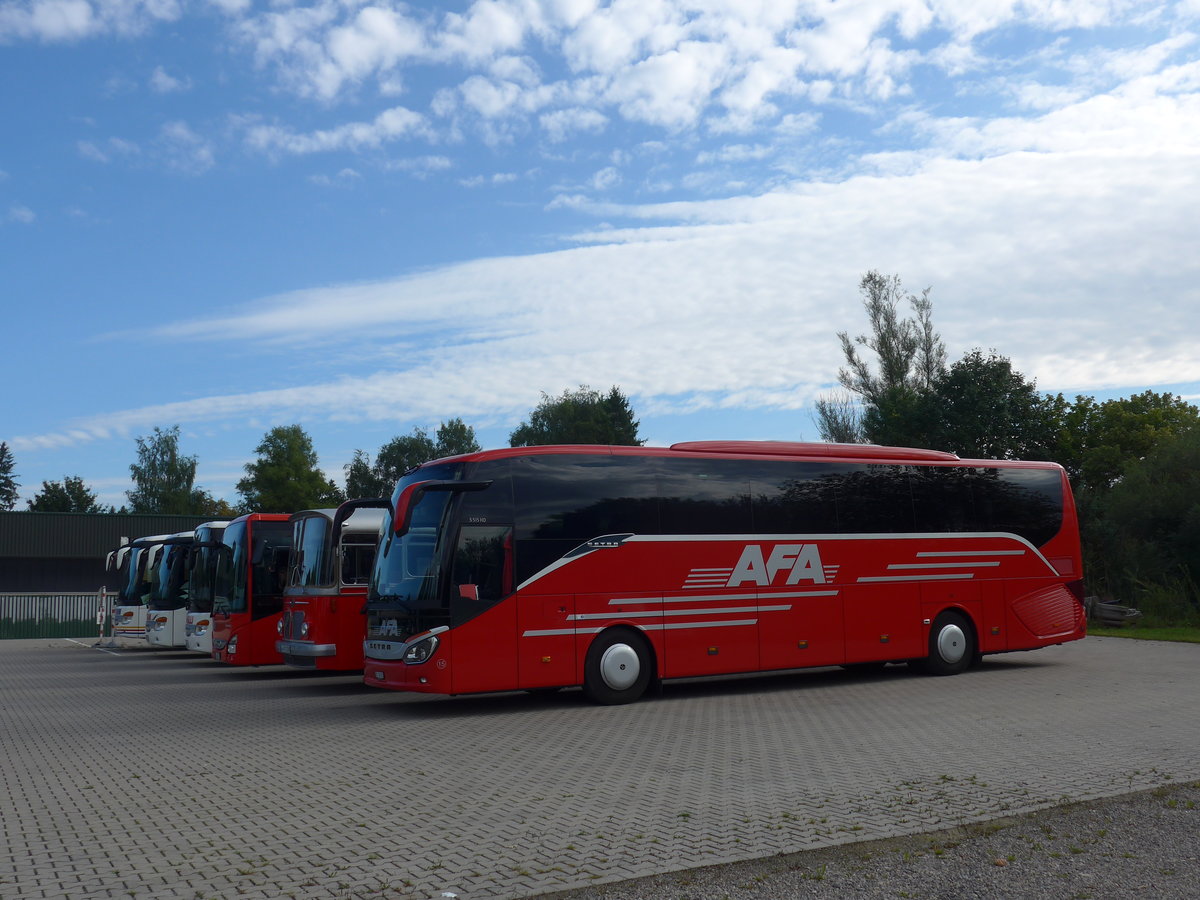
[1, 635, 1198, 899]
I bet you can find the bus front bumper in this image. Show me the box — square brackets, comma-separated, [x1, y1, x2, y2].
[275, 639, 337, 657]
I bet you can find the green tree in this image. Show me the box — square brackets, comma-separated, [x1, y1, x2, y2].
[435, 417, 482, 457]
[1057, 391, 1200, 491]
[1086, 426, 1200, 619]
[922, 350, 1066, 460]
[347, 419, 485, 499]
[236, 425, 343, 513]
[344, 449, 383, 499]
[27, 475, 102, 512]
[373, 428, 439, 493]
[0, 441, 18, 511]
[510, 385, 642, 446]
[816, 271, 945, 443]
[127, 425, 209, 514]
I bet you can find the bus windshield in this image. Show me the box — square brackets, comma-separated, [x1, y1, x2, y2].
[293, 515, 333, 588]
[213, 519, 292, 616]
[369, 463, 463, 626]
[149, 543, 191, 609]
[121, 545, 154, 606]
[213, 522, 247, 615]
[188, 526, 224, 613]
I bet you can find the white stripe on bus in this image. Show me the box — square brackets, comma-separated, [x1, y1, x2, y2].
[571, 605, 790, 621]
[609, 590, 838, 605]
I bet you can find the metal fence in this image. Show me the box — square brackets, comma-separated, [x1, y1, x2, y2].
[0, 590, 115, 640]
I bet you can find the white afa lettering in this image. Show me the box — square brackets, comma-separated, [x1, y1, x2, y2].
[727, 544, 827, 587]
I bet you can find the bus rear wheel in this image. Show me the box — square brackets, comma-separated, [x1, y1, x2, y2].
[918, 611, 974, 676]
[584, 629, 653, 705]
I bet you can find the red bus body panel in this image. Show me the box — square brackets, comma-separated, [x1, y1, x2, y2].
[365, 531, 1084, 695]
[278, 589, 368, 671]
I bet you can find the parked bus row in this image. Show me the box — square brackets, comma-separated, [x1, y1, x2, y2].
[103, 506, 385, 670]
[103, 441, 1088, 704]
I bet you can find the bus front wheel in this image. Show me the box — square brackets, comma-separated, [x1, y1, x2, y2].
[584, 629, 653, 705]
[917, 611, 974, 676]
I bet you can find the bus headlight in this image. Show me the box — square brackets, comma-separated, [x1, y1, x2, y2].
[276, 618, 284, 635]
[300, 622, 310, 638]
[404, 635, 439, 664]
[228, 636, 238, 655]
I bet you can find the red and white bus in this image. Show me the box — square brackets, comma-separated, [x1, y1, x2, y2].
[210, 513, 292, 666]
[363, 442, 1085, 704]
[184, 521, 228, 654]
[276, 499, 388, 671]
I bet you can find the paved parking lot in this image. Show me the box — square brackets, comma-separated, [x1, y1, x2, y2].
[1, 635, 1198, 899]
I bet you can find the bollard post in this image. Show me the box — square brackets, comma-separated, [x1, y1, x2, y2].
[94, 587, 107, 647]
[100, 588, 119, 649]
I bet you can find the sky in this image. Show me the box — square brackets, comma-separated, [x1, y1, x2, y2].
[2, 0, 1200, 510]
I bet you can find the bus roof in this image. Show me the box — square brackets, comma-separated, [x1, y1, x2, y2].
[421, 441, 1073, 471]
[427, 441, 981, 465]
[290, 507, 387, 533]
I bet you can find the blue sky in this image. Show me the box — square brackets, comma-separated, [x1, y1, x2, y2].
[3, 0, 1200, 509]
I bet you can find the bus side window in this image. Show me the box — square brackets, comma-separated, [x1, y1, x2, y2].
[452, 525, 513, 604]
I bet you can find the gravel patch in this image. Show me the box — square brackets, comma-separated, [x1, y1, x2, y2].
[543, 782, 1200, 900]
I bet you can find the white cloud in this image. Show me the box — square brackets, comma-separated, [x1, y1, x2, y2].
[606, 41, 731, 129]
[0, 0, 180, 42]
[149, 64, 189, 93]
[696, 143, 773, 165]
[235, 1, 427, 100]
[308, 167, 362, 187]
[245, 105, 432, 155]
[459, 74, 525, 117]
[54, 74, 1192, 453]
[459, 170, 518, 187]
[588, 165, 619, 190]
[539, 106, 608, 141]
[156, 121, 214, 174]
[8, 205, 36, 223]
[76, 135, 140, 163]
[383, 154, 452, 174]
[437, 0, 530, 63]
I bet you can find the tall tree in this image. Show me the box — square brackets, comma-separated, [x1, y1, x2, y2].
[127, 425, 207, 513]
[28, 475, 101, 512]
[346, 419, 485, 500]
[435, 417, 482, 457]
[344, 448, 383, 499]
[0, 441, 18, 511]
[923, 350, 1065, 460]
[813, 392, 863, 444]
[510, 385, 643, 446]
[1056, 391, 1200, 491]
[1086, 426, 1200, 615]
[816, 271, 946, 443]
[237, 424, 343, 513]
[374, 428, 439, 492]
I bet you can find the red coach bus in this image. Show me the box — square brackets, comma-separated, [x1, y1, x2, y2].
[276, 499, 388, 671]
[363, 442, 1085, 704]
[211, 513, 293, 666]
